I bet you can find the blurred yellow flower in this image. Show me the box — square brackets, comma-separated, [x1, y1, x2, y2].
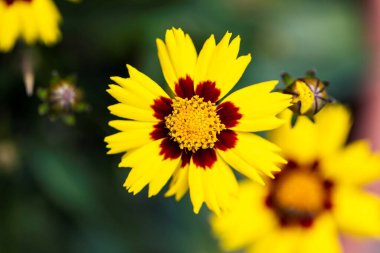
[0, 0, 61, 52]
[211, 104, 380, 253]
[105, 28, 291, 215]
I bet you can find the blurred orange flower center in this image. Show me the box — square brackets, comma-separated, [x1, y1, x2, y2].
[266, 161, 333, 227]
[274, 170, 325, 214]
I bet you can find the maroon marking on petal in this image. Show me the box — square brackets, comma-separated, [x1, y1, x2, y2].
[159, 138, 182, 160]
[323, 180, 334, 190]
[180, 152, 192, 168]
[286, 160, 299, 169]
[4, 0, 32, 6]
[310, 160, 320, 171]
[151, 96, 172, 120]
[195, 81, 221, 103]
[192, 148, 217, 169]
[174, 76, 195, 99]
[215, 130, 238, 151]
[150, 122, 168, 140]
[279, 217, 288, 227]
[217, 101, 242, 128]
[324, 200, 333, 210]
[300, 217, 314, 228]
[265, 195, 274, 208]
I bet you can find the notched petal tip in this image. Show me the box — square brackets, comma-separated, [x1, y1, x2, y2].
[155, 38, 164, 46]
[193, 205, 202, 214]
[110, 76, 123, 83]
[107, 105, 114, 112]
[125, 64, 134, 71]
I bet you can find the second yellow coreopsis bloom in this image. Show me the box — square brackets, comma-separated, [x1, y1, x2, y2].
[211, 104, 380, 253]
[0, 0, 61, 52]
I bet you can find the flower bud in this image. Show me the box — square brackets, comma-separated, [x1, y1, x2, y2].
[281, 70, 333, 121]
[38, 73, 89, 125]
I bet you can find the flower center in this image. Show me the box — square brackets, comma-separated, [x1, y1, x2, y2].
[49, 82, 79, 111]
[165, 95, 225, 152]
[266, 161, 333, 228]
[274, 170, 325, 214]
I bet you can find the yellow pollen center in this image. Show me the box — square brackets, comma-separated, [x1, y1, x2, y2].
[274, 170, 325, 214]
[165, 95, 225, 152]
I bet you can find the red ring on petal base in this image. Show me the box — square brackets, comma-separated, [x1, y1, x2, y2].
[159, 138, 182, 160]
[215, 130, 238, 151]
[192, 149, 217, 169]
[217, 102, 242, 128]
[175, 76, 195, 99]
[195, 81, 221, 103]
[151, 96, 172, 120]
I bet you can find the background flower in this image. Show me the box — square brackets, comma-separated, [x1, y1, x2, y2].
[0, 0, 61, 52]
[211, 104, 380, 253]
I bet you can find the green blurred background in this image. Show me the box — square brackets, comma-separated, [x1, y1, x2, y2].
[0, 0, 369, 252]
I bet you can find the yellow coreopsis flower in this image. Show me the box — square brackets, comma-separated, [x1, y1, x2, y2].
[211, 104, 380, 253]
[0, 0, 61, 52]
[105, 28, 292, 215]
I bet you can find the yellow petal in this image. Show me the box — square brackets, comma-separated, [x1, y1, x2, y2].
[104, 122, 154, 154]
[247, 227, 300, 253]
[165, 165, 189, 201]
[269, 109, 317, 165]
[202, 157, 238, 215]
[121, 139, 180, 196]
[314, 104, 351, 158]
[121, 140, 163, 194]
[19, 3, 38, 43]
[322, 140, 380, 185]
[188, 161, 205, 214]
[203, 32, 251, 99]
[298, 214, 342, 253]
[294, 80, 315, 114]
[108, 120, 155, 132]
[33, 0, 61, 45]
[110, 65, 168, 107]
[107, 84, 155, 111]
[0, 3, 21, 52]
[156, 28, 197, 92]
[194, 34, 216, 86]
[218, 132, 285, 184]
[269, 104, 352, 165]
[108, 103, 158, 122]
[218, 147, 265, 185]
[148, 158, 180, 197]
[333, 185, 380, 237]
[211, 181, 276, 251]
[126, 64, 168, 98]
[223, 80, 292, 132]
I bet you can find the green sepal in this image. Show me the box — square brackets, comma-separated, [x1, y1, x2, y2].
[281, 72, 294, 87]
[65, 74, 78, 84]
[307, 114, 315, 123]
[62, 114, 76, 126]
[290, 113, 298, 128]
[305, 69, 317, 78]
[37, 88, 48, 101]
[74, 102, 90, 113]
[38, 103, 49, 115]
[50, 71, 62, 85]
